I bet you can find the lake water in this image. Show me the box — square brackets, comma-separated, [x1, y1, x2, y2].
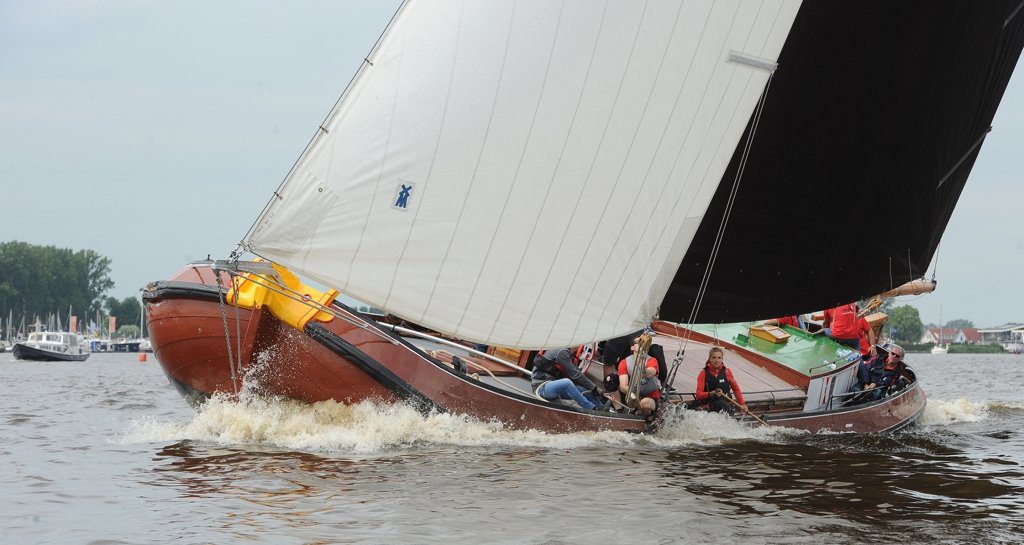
[2, 351, 1022, 544]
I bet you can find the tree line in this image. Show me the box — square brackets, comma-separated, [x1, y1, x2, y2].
[880, 304, 982, 344]
[884, 307, 1007, 353]
[0, 241, 144, 338]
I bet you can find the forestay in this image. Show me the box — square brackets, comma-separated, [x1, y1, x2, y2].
[246, 0, 801, 349]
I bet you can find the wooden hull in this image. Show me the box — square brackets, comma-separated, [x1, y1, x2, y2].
[12, 343, 90, 362]
[143, 265, 648, 434]
[653, 321, 928, 434]
[760, 383, 926, 433]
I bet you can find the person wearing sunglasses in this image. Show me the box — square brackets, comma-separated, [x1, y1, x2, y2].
[857, 344, 906, 401]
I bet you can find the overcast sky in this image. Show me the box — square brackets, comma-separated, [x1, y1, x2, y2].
[2, 1, 1022, 328]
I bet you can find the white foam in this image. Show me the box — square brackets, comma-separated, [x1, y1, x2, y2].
[648, 408, 805, 445]
[988, 401, 1024, 411]
[123, 395, 799, 452]
[917, 398, 989, 426]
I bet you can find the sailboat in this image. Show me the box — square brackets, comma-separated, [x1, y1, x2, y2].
[931, 306, 950, 354]
[144, 1, 1024, 433]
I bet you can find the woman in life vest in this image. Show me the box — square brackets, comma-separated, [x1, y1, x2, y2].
[695, 346, 747, 414]
[617, 335, 661, 416]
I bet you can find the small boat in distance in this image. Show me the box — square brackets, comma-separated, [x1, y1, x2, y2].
[13, 331, 90, 362]
[86, 338, 111, 352]
[112, 339, 142, 352]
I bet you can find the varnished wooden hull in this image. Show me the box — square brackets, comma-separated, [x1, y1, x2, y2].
[759, 383, 926, 433]
[144, 265, 648, 434]
[653, 322, 927, 434]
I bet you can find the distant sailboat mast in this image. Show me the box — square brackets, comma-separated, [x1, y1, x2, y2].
[932, 304, 948, 354]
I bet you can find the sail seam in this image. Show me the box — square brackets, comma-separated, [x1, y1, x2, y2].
[583, 0, 753, 340]
[241, 0, 410, 252]
[538, 0, 658, 346]
[591, 0, 743, 339]
[383, 0, 468, 311]
[561, 0, 717, 345]
[575, 0, 702, 344]
[611, 0, 783, 332]
[341, 27, 410, 290]
[452, 0, 569, 338]
[484, 0, 613, 346]
[935, 127, 991, 189]
[1006, 1, 1024, 27]
[418, 2, 519, 325]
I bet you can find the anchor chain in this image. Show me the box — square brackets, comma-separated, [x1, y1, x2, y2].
[214, 270, 240, 394]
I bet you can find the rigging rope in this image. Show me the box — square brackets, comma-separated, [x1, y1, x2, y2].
[201, 261, 521, 388]
[236, 1, 410, 252]
[664, 73, 777, 390]
[429, 349, 533, 397]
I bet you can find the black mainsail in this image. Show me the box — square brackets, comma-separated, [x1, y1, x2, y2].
[664, 0, 1024, 323]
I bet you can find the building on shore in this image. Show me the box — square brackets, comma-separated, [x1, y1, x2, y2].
[976, 324, 1024, 353]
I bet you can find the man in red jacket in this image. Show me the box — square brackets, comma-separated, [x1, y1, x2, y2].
[855, 316, 878, 360]
[822, 302, 861, 350]
[695, 346, 746, 414]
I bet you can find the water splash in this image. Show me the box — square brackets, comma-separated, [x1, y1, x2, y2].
[649, 406, 804, 445]
[918, 398, 989, 426]
[123, 395, 795, 453]
[987, 401, 1024, 411]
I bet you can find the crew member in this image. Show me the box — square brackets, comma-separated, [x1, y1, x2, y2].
[823, 302, 860, 350]
[531, 348, 608, 411]
[695, 346, 746, 414]
[857, 344, 905, 401]
[617, 335, 661, 416]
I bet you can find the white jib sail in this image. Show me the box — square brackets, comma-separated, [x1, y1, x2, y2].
[246, 0, 801, 349]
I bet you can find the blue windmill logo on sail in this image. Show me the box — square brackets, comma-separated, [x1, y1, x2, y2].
[393, 182, 414, 210]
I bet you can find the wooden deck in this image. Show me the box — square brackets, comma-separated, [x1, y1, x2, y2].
[654, 333, 803, 405]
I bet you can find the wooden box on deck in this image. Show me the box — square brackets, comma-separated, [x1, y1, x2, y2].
[748, 325, 791, 344]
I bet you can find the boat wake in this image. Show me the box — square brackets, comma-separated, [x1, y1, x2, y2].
[917, 398, 991, 426]
[124, 395, 798, 453]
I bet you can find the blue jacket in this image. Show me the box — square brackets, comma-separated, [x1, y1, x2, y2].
[857, 355, 901, 389]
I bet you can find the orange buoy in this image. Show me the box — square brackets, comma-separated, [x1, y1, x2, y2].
[138, 353, 147, 362]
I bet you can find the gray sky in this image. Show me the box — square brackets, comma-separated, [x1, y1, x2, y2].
[2, 1, 1021, 329]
